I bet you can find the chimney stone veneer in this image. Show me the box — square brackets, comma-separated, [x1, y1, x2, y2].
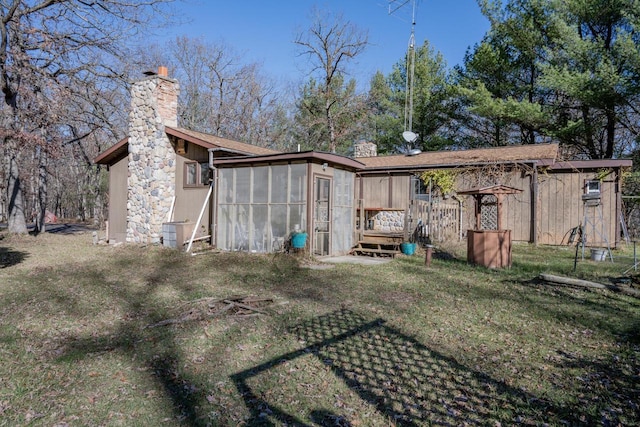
[354, 141, 377, 158]
[126, 73, 179, 244]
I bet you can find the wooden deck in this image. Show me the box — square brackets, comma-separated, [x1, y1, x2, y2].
[351, 232, 404, 257]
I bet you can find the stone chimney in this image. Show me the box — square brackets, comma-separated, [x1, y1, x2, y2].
[354, 140, 377, 158]
[126, 67, 180, 244]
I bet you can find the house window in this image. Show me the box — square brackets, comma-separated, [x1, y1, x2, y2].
[585, 180, 601, 195]
[185, 161, 210, 187]
[411, 175, 430, 201]
[200, 162, 210, 185]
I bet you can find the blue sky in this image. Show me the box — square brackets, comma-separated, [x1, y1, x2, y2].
[158, 0, 490, 86]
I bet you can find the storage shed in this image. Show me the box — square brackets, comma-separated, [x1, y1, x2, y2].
[354, 145, 631, 248]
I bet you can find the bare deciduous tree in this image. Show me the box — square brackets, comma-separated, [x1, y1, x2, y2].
[294, 9, 368, 153]
[0, 0, 174, 233]
[158, 36, 283, 148]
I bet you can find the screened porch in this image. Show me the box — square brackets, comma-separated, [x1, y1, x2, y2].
[213, 152, 364, 256]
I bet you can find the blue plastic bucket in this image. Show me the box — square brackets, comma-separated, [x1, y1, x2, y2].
[291, 232, 308, 249]
[400, 242, 416, 255]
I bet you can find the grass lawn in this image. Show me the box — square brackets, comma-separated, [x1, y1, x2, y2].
[0, 230, 638, 426]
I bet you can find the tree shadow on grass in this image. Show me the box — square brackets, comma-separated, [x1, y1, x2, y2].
[49, 248, 365, 426]
[232, 308, 591, 426]
[24, 247, 636, 426]
[43, 223, 97, 235]
[0, 246, 27, 268]
[543, 347, 640, 424]
[57, 319, 212, 426]
[514, 276, 640, 343]
[47, 251, 214, 426]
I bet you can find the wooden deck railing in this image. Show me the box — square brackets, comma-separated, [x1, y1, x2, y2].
[407, 198, 461, 244]
[355, 198, 462, 246]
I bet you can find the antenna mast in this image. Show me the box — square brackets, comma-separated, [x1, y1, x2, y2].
[389, 1, 418, 140]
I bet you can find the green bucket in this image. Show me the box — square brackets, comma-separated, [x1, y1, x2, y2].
[400, 242, 416, 255]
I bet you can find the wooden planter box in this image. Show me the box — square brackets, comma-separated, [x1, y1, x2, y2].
[467, 229, 512, 268]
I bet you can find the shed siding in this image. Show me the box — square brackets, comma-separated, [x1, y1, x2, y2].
[361, 175, 391, 208]
[358, 166, 622, 246]
[537, 171, 618, 246]
[456, 167, 532, 242]
[390, 175, 411, 209]
[502, 172, 531, 242]
[174, 145, 211, 237]
[358, 174, 411, 209]
[107, 156, 128, 243]
[538, 172, 571, 245]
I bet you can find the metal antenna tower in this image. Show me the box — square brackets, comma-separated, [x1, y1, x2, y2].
[389, 1, 419, 147]
[389, 0, 416, 134]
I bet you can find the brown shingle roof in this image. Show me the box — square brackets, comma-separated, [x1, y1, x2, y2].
[213, 150, 364, 170]
[94, 127, 280, 165]
[358, 143, 559, 170]
[166, 127, 279, 156]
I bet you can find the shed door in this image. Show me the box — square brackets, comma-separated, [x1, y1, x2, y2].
[314, 177, 331, 256]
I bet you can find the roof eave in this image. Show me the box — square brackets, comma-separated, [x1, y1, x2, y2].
[165, 126, 255, 156]
[357, 158, 546, 174]
[94, 137, 128, 165]
[214, 150, 365, 170]
[544, 159, 633, 170]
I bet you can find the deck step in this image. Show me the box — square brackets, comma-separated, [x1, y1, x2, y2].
[351, 240, 402, 257]
[352, 248, 400, 255]
[359, 236, 403, 245]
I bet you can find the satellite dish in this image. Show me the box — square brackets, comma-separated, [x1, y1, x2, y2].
[406, 148, 422, 156]
[402, 131, 418, 143]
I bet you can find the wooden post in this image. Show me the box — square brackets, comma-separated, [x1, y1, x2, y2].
[358, 199, 364, 242]
[474, 194, 482, 230]
[496, 194, 504, 230]
[424, 244, 433, 267]
[403, 206, 410, 242]
[427, 179, 433, 240]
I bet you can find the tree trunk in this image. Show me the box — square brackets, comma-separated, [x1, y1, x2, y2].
[34, 147, 48, 234]
[326, 99, 337, 153]
[93, 191, 102, 226]
[581, 105, 598, 158]
[5, 140, 28, 234]
[605, 105, 616, 159]
[92, 167, 104, 226]
[81, 192, 87, 222]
